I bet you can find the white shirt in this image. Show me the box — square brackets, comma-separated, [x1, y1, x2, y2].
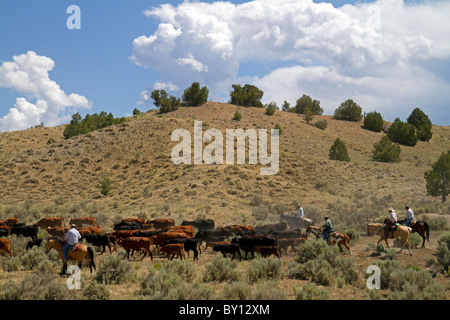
[389, 211, 397, 223]
[297, 207, 304, 219]
[406, 208, 414, 220]
[65, 228, 81, 245]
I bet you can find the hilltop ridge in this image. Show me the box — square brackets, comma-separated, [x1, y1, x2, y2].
[0, 102, 449, 230]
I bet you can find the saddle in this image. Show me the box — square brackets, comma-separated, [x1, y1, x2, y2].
[69, 243, 81, 252]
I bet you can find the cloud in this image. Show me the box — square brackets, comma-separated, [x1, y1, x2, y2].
[0, 51, 91, 132]
[131, 0, 450, 124]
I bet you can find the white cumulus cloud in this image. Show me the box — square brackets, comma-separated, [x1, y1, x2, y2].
[0, 51, 91, 132]
[131, 0, 450, 124]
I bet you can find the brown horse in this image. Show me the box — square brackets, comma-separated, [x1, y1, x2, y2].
[367, 223, 412, 255]
[305, 226, 352, 255]
[397, 219, 430, 248]
[45, 238, 96, 275]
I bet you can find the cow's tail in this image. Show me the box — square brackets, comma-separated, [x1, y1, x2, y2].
[87, 246, 96, 272]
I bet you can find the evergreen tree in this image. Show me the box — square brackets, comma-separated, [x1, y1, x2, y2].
[151, 89, 181, 113]
[295, 94, 323, 115]
[229, 84, 264, 108]
[329, 138, 350, 162]
[372, 136, 401, 163]
[387, 118, 418, 146]
[334, 99, 363, 122]
[407, 107, 433, 142]
[424, 151, 450, 202]
[364, 111, 384, 132]
[182, 82, 209, 106]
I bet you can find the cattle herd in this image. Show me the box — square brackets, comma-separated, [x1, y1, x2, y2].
[0, 215, 311, 269]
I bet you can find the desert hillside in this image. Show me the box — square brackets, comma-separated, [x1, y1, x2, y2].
[0, 102, 449, 230]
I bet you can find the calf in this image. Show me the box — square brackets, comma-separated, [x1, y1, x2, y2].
[159, 243, 185, 260]
[164, 238, 199, 261]
[213, 243, 241, 261]
[26, 239, 43, 250]
[118, 237, 153, 260]
[255, 245, 281, 258]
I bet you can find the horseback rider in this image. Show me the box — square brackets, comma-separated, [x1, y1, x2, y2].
[63, 224, 82, 262]
[404, 206, 414, 227]
[323, 216, 333, 242]
[296, 204, 304, 220]
[384, 207, 398, 239]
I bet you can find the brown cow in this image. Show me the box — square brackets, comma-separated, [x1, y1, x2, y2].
[78, 226, 102, 236]
[152, 232, 191, 246]
[118, 237, 153, 260]
[159, 243, 185, 260]
[255, 245, 281, 258]
[35, 217, 64, 229]
[0, 217, 19, 225]
[146, 219, 175, 229]
[46, 227, 70, 238]
[69, 217, 97, 228]
[163, 225, 195, 237]
[219, 225, 255, 233]
[0, 238, 13, 257]
[111, 229, 141, 241]
[121, 218, 146, 225]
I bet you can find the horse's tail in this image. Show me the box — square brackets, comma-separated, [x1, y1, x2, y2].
[424, 221, 430, 242]
[87, 246, 96, 272]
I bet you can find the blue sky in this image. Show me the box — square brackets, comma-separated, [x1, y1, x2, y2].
[0, 0, 449, 132]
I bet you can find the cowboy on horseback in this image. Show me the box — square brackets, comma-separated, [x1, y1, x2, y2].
[322, 216, 333, 242]
[403, 206, 414, 227]
[384, 207, 398, 239]
[296, 204, 304, 220]
[63, 224, 81, 262]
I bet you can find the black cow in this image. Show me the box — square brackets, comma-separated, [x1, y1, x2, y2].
[164, 238, 200, 261]
[255, 222, 287, 233]
[10, 225, 38, 241]
[113, 221, 143, 231]
[213, 243, 241, 261]
[133, 230, 163, 237]
[26, 239, 43, 250]
[0, 229, 9, 238]
[82, 234, 112, 255]
[181, 219, 215, 232]
[232, 235, 277, 259]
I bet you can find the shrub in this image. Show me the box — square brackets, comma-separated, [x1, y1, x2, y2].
[166, 281, 214, 300]
[329, 138, 350, 162]
[203, 253, 241, 282]
[274, 123, 283, 135]
[229, 84, 264, 108]
[249, 281, 288, 300]
[388, 268, 446, 299]
[0, 272, 71, 300]
[151, 89, 181, 113]
[247, 257, 283, 283]
[295, 282, 330, 300]
[436, 232, 450, 272]
[94, 254, 132, 285]
[364, 111, 384, 132]
[407, 107, 432, 141]
[334, 99, 363, 121]
[387, 118, 418, 146]
[295, 94, 323, 115]
[100, 177, 112, 196]
[313, 119, 328, 130]
[233, 109, 242, 121]
[264, 101, 277, 115]
[182, 82, 209, 106]
[372, 136, 401, 163]
[82, 281, 111, 300]
[221, 281, 252, 300]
